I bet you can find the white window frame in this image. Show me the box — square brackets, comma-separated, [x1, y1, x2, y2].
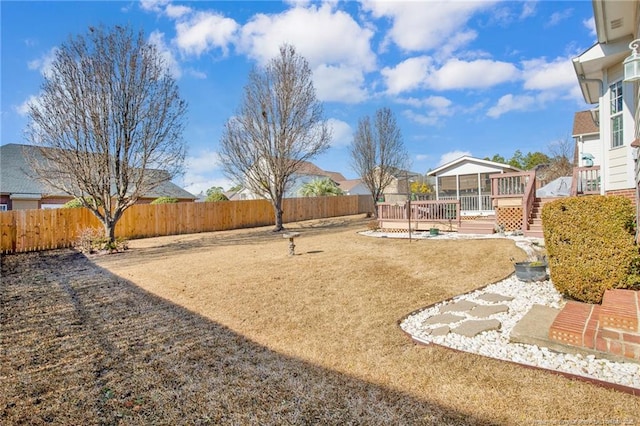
[0, 204, 7, 211]
[610, 80, 624, 148]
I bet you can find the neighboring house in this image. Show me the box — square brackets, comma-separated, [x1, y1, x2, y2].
[289, 161, 346, 197]
[231, 160, 348, 200]
[572, 110, 602, 168]
[337, 179, 371, 196]
[572, 0, 639, 203]
[380, 168, 422, 203]
[0, 143, 195, 210]
[427, 156, 521, 216]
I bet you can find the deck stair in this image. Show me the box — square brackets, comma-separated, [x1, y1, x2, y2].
[524, 197, 550, 238]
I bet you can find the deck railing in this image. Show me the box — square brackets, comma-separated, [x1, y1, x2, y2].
[490, 171, 535, 233]
[377, 200, 461, 227]
[490, 171, 531, 197]
[571, 166, 601, 195]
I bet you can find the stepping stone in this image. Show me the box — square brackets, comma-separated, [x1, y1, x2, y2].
[440, 300, 478, 313]
[422, 313, 464, 326]
[452, 319, 501, 337]
[477, 293, 514, 303]
[469, 304, 509, 318]
[430, 326, 450, 337]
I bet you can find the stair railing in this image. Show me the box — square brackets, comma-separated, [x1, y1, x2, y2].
[521, 171, 536, 233]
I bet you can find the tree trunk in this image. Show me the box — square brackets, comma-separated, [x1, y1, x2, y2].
[102, 220, 116, 246]
[273, 200, 284, 232]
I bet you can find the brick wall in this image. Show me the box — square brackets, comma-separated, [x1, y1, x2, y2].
[605, 188, 636, 205]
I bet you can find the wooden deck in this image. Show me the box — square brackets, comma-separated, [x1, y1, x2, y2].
[376, 200, 461, 231]
[377, 168, 603, 237]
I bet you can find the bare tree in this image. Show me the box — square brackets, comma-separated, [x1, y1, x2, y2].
[26, 24, 187, 245]
[543, 136, 575, 181]
[219, 44, 331, 231]
[350, 107, 409, 214]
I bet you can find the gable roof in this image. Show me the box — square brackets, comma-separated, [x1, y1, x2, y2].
[427, 155, 521, 176]
[296, 160, 346, 182]
[572, 110, 599, 136]
[0, 143, 195, 200]
[337, 179, 364, 191]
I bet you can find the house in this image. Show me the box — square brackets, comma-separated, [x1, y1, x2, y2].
[572, 110, 601, 168]
[229, 160, 348, 200]
[426, 156, 521, 216]
[377, 1, 640, 237]
[379, 168, 422, 203]
[571, 0, 639, 204]
[337, 179, 371, 196]
[0, 143, 195, 210]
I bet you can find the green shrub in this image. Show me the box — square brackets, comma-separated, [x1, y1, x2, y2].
[62, 196, 99, 208]
[150, 196, 178, 204]
[542, 195, 640, 303]
[205, 192, 229, 202]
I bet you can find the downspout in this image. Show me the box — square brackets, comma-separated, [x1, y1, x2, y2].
[579, 75, 603, 104]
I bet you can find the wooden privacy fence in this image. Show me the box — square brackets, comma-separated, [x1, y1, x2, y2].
[0, 195, 374, 254]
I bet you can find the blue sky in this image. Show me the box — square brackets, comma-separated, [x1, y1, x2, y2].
[1, 0, 595, 195]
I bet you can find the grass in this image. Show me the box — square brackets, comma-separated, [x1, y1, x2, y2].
[2, 214, 639, 425]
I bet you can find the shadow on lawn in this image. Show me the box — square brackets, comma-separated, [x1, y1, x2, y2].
[1, 248, 496, 425]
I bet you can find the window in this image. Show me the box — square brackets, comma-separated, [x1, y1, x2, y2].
[0, 204, 7, 211]
[610, 80, 623, 148]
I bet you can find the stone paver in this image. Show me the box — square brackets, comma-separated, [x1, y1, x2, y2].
[440, 300, 478, 313]
[422, 313, 464, 326]
[429, 326, 450, 337]
[477, 293, 514, 303]
[452, 319, 501, 337]
[469, 304, 509, 318]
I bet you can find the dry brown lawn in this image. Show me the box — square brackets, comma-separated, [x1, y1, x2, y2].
[2, 214, 639, 425]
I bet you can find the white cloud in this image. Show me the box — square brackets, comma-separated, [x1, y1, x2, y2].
[521, 56, 576, 91]
[381, 56, 432, 95]
[28, 47, 57, 78]
[362, 0, 493, 53]
[584, 17, 596, 38]
[313, 64, 368, 103]
[399, 95, 454, 126]
[165, 3, 191, 18]
[415, 154, 430, 162]
[546, 9, 573, 27]
[383, 57, 519, 94]
[426, 58, 519, 90]
[181, 148, 233, 196]
[185, 149, 222, 174]
[520, 1, 537, 19]
[438, 150, 472, 166]
[15, 95, 39, 116]
[237, 3, 376, 71]
[175, 11, 239, 56]
[139, 0, 169, 14]
[486, 94, 536, 118]
[148, 31, 181, 79]
[182, 174, 233, 197]
[402, 110, 439, 126]
[326, 118, 352, 148]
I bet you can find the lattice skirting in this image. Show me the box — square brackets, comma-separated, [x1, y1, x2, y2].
[496, 207, 522, 231]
